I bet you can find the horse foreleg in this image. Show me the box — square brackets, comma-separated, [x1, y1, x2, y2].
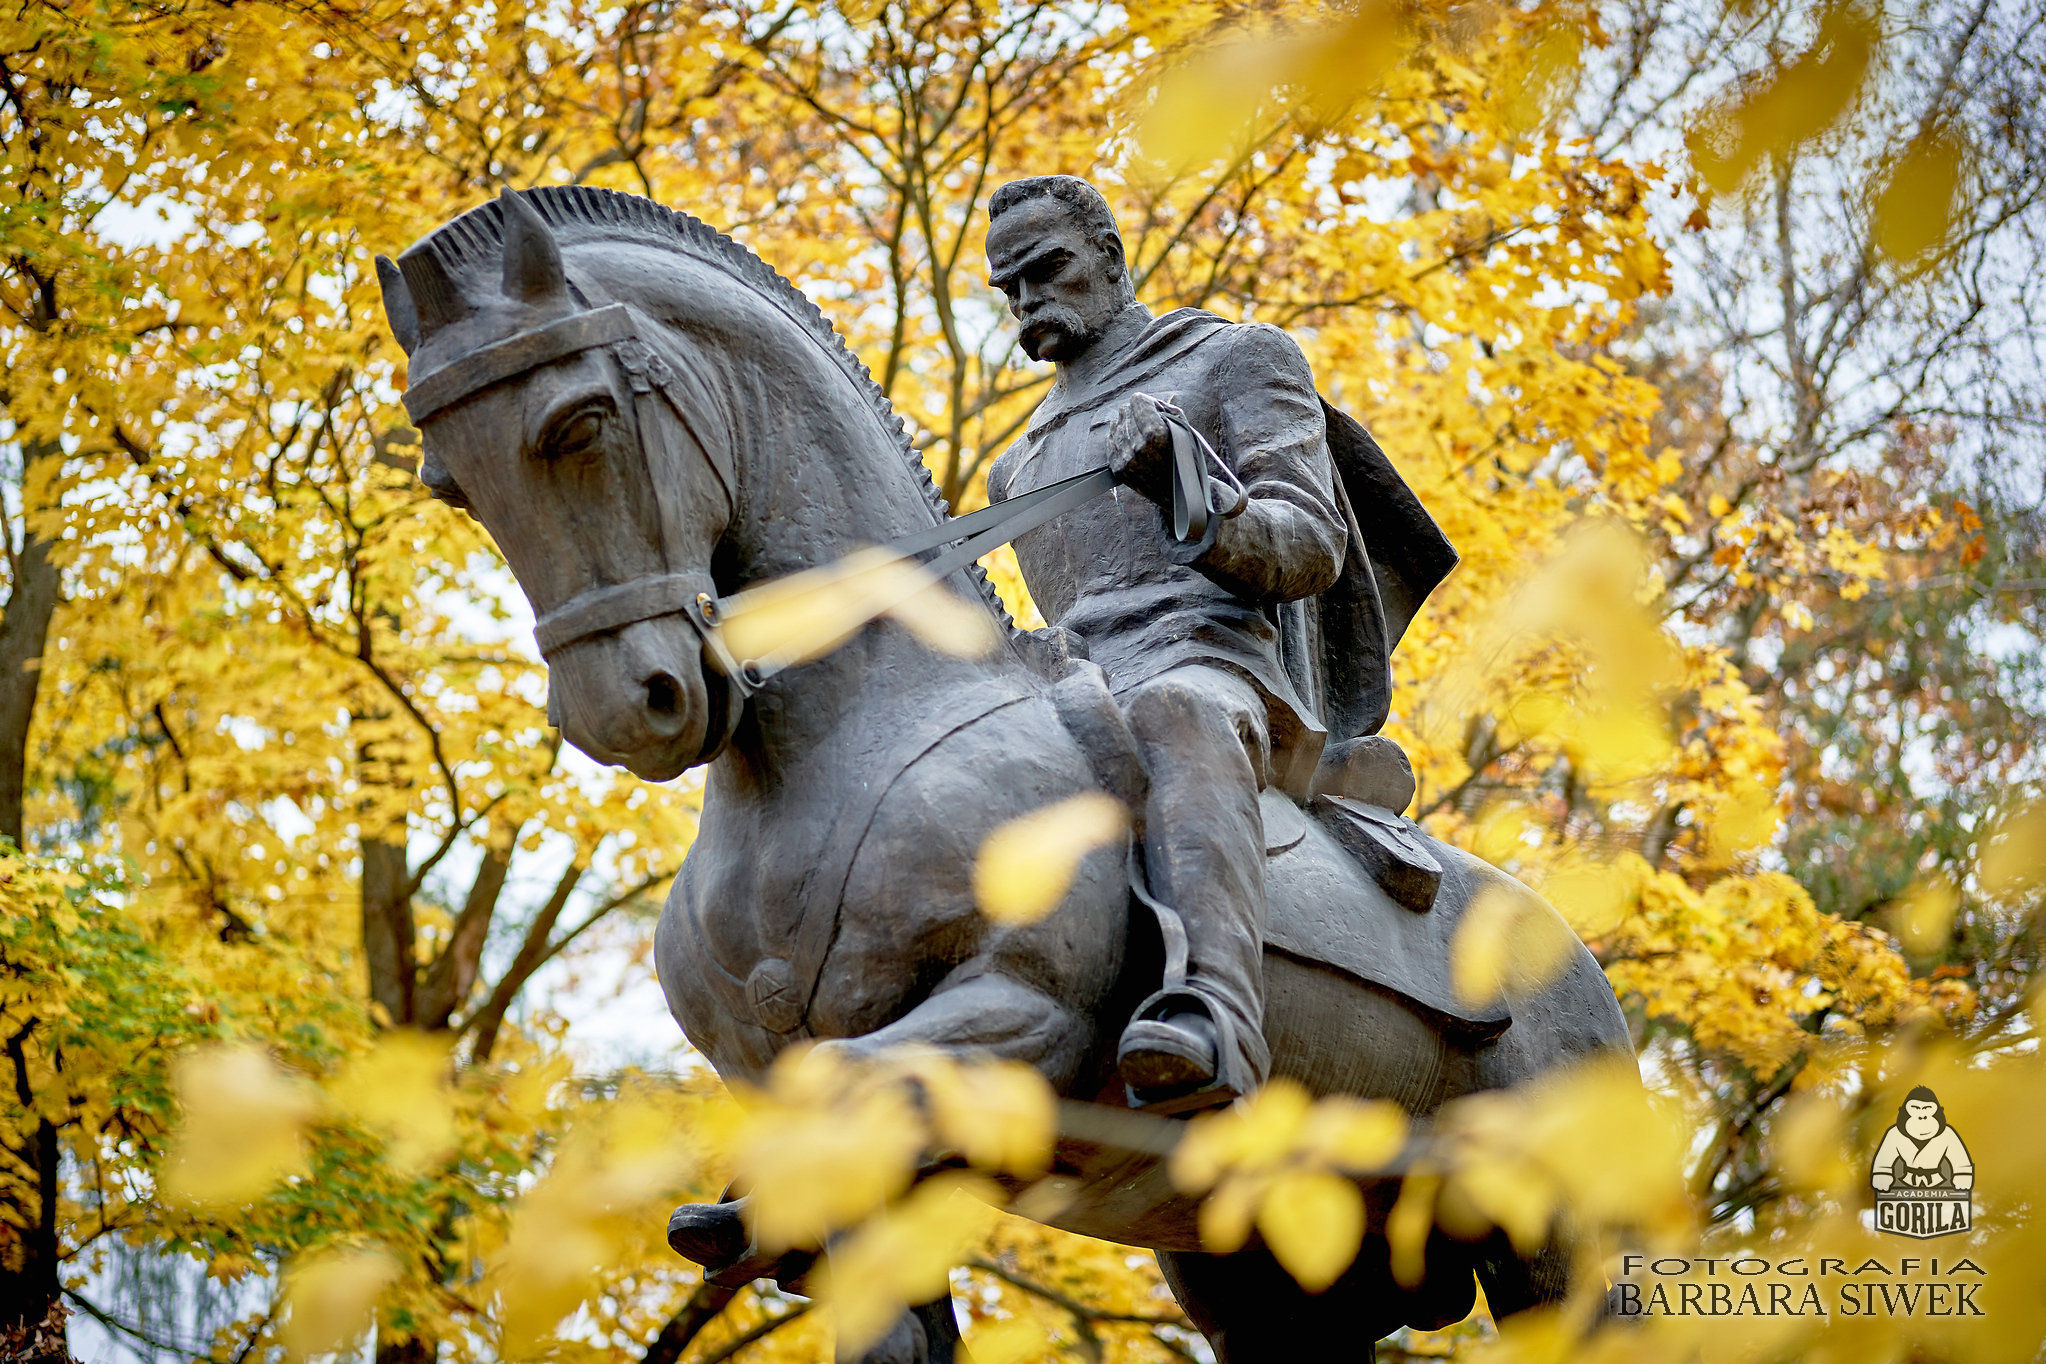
[838, 1296, 962, 1364]
[815, 968, 1094, 1091]
[668, 1199, 960, 1363]
[1474, 1218, 1607, 1323]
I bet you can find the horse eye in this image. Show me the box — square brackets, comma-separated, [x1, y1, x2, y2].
[542, 402, 610, 457]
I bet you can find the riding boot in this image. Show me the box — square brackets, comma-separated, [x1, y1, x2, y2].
[1115, 665, 1273, 1106]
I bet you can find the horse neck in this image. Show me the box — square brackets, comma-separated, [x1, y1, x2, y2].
[713, 343, 1027, 778]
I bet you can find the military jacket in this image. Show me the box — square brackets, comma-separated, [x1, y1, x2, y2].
[988, 308, 1349, 773]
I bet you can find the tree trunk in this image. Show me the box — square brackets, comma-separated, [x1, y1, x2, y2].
[416, 842, 511, 1030]
[0, 1118, 64, 1355]
[361, 837, 417, 1027]
[0, 440, 69, 1354]
[374, 1328, 435, 1364]
[0, 439, 65, 848]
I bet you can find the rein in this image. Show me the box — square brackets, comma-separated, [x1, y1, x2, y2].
[404, 304, 1239, 699]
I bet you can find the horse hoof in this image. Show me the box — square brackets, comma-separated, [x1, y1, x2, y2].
[667, 1200, 750, 1269]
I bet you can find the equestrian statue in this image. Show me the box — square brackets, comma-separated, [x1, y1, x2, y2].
[376, 176, 1630, 1363]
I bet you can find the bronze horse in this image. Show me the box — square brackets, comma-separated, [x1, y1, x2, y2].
[377, 185, 1629, 1363]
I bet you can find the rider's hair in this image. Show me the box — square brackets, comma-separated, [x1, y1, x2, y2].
[989, 176, 1134, 303]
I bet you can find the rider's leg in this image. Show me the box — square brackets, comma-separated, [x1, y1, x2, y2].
[1115, 665, 1271, 1102]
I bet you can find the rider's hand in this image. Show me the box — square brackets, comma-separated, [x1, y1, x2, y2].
[1107, 394, 1176, 508]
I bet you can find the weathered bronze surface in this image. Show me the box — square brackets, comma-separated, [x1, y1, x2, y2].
[379, 179, 1630, 1364]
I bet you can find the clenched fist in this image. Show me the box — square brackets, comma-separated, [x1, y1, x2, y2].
[1107, 393, 1178, 509]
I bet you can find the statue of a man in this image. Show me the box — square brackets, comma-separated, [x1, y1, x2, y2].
[985, 175, 1355, 1108]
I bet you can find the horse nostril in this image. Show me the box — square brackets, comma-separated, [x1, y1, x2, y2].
[645, 672, 682, 717]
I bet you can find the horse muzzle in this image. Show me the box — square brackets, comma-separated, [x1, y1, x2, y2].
[545, 613, 735, 780]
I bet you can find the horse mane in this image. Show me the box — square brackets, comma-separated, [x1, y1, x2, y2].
[408, 184, 1015, 630]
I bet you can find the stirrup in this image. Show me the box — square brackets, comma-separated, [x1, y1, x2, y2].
[1118, 999, 1240, 1115]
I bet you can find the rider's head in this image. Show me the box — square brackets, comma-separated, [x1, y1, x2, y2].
[987, 176, 1136, 363]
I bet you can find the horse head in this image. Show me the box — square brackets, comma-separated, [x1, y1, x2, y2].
[380, 185, 1018, 785]
[378, 187, 749, 780]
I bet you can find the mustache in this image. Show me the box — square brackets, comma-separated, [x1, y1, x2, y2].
[1019, 303, 1094, 352]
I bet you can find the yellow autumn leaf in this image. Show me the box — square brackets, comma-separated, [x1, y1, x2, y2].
[821, 1174, 998, 1355]
[735, 1045, 929, 1253]
[1892, 876, 1958, 956]
[1472, 802, 1537, 867]
[161, 1043, 317, 1207]
[1450, 883, 1579, 1006]
[1699, 785, 1784, 861]
[716, 545, 997, 673]
[1978, 801, 2046, 896]
[1386, 1171, 1439, 1289]
[1516, 1056, 1688, 1227]
[278, 1246, 402, 1359]
[1196, 1172, 1266, 1255]
[1566, 702, 1674, 783]
[966, 1317, 1054, 1364]
[491, 1089, 698, 1350]
[495, 1210, 615, 1350]
[1257, 1169, 1365, 1292]
[973, 792, 1127, 925]
[1689, 5, 1877, 192]
[1773, 1096, 1852, 1191]
[1500, 21, 1584, 133]
[1170, 1077, 1314, 1191]
[889, 577, 1003, 658]
[1300, 1095, 1408, 1173]
[1874, 131, 1965, 262]
[1141, 7, 1412, 170]
[207, 1253, 259, 1283]
[326, 1030, 456, 1173]
[1447, 1153, 1557, 1254]
[1540, 858, 1632, 937]
[918, 1054, 1057, 1177]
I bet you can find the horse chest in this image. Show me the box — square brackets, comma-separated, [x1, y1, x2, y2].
[667, 670, 1039, 1065]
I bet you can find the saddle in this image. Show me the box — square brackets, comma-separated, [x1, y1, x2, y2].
[1046, 658, 1511, 1045]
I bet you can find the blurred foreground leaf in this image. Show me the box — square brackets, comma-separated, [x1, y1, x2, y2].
[974, 792, 1127, 925]
[162, 1044, 317, 1207]
[279, 1245, 402, 1360]
[1874, 131, 1965, 262]
[717, 545, 1000, 673]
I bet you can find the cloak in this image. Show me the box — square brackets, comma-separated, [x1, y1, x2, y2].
[1289, 399, 1460, 744]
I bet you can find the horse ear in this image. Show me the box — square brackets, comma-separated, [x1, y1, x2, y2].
[377, 255, 420, 355]
[499, 186, 569, 305]
[399, 248, 466, 333]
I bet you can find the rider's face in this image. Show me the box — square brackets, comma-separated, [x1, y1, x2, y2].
[987, 198, 1127, 363]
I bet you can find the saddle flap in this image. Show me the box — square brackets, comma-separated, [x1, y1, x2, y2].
[1264, 789, 1511, 1041]
[1319, 794, 1442, 913]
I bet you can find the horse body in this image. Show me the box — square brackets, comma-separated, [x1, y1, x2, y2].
[661, 661, 1129, 1088]
[381, 186, 1629, 1363]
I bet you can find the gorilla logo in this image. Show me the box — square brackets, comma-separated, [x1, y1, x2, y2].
[1871, 1086, 1973, 1193]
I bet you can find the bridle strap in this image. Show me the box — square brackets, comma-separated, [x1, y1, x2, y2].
[534, 573, 702, 655]
[613, 333, 737, 518]
[399, 300, 749, 683]
[403, 305, 636, 423]
[534, 572, 756, 696]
